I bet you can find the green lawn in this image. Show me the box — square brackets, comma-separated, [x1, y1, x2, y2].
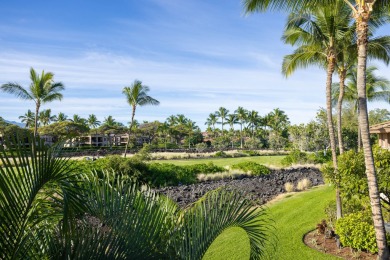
[203, 185, 339, 260]
[151, 155, 285, 168]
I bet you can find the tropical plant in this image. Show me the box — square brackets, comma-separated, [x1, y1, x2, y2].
[18, 109, 35, 128]
[235, 106, 248, 148]
[39, 108, 56, 126]
[1, 67, 64, 136]
[87, 114, 101, 130]
[122, 80, 160, 157]
[215, 107, 229, 132]
[69, 114, 87, 126]
[0, 134, 273, 259]
[103, 115, 118, 127]
[244, 2, 390, 256]
[55, 112, 68, 122]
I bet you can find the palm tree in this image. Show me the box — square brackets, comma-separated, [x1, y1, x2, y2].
[70, 114, 87, 126]
[335, 65, 390, 149]
[87, 114, 101, 130]
[235, 106, 248, 148]
[185, 119, 197, 149]
[0, 134, 273, 259]
[122, 80, 159, 157]
[39, 109, 56, 126]
[215, 107, 229, 133]
[205, 113, 218, 138]
[247, 110, 261, 137]
[19, 109, 35, 128]
[1, 68, 64, 136]
[244, 0, 390, 257]
[226, 114, 238, 131]
[55, 112, 68, 122]
[103, 115, 117, 127]
[280, 2, 351, 220]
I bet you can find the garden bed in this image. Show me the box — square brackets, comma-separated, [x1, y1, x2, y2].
[304, 230, 376, 259]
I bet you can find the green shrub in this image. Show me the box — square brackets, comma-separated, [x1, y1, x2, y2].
[242, 150, 260, 156]
[195, 142, 208, 152]
[214, 151, 231, 158]
[147, 163, 197, 187]
[281, 150, 308, 166]
[231, 162, 270, 176]
[185, 163, 225, 174]
[336, 211, 378, 253]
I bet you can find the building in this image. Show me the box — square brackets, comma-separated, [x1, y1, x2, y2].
[370, 121, 390, 149]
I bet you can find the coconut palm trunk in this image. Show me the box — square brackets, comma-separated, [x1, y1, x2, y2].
[355, 10, 389, 259]
[336, 70, 346, 154]
[124, 106, 136, 158]
[326, 51, 342, 219]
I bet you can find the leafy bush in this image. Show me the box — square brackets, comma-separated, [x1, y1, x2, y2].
[307, 150, 332, 164]
[242, 150, 260, 156]
[214, 151, 231, 158]
[244, 138, 262, 149]
[185, 163, 225, 174]
[195, 142, 208, 152]
[281, 150, 309, 166]
[146, 163, 197, 187]
[231, 162, 270, 176]
[336, 212, 378, 253]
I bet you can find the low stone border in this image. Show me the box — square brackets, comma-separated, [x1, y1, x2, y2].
[156, 167, 324, 208]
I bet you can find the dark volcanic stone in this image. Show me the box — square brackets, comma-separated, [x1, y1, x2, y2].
[155, 167, 324, 208]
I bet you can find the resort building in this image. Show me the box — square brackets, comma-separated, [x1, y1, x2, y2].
[370, 121, 390, 149]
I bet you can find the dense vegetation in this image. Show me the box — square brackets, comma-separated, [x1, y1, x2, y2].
[0, 135, 273, 259]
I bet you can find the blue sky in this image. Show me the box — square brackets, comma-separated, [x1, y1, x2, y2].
[0, 0, 389, 130]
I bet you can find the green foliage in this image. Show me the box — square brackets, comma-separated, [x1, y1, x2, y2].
[186, 162, 225, 174]
[195, 142, 208, 152]
[133, 143, 152, 161]
[336, 212, 378, 253]
[146, 163, 197, 187]
[281, 149, 308, 166]
[244, 138, 263, 149]
[0, 134, 273, 259]
[231, 162, 270, 176]
[214, 151, 231, 158]
[242, 150, 260, 156]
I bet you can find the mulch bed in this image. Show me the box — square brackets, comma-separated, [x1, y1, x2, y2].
[303, 230, 377, 259]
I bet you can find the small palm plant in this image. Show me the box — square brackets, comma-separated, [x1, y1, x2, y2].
[0, 134, 274, 259]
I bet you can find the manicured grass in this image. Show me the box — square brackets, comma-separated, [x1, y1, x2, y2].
[151, 155, 285, 168]
[203, 185, 339, 260]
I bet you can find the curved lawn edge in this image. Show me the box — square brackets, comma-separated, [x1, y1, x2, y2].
[203, 185, 340, 260]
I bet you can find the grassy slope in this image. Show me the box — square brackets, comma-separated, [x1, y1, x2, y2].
[203, 185, 339, 260]
[151, 155, 285, 168]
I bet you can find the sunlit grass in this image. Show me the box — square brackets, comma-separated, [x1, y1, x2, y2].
[203, 185, 339, 260]
[151, 155, 285, 168]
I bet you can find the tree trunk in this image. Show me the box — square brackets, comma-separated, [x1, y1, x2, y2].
[34, 103, 40, 137]
[356, 11, 389, 259]
[326, 52, 342, 219]
[337, 70, 346, 154]
[124, 106, 136, 158]
[240, 123, 243, 149]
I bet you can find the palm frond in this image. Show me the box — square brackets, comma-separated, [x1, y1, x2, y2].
[172, 188, 274, 260]
[0, 83, 33, 100]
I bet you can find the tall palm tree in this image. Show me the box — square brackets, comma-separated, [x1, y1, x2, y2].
[87, 114, 101, 130]
[247, 110, 261, 137]
[55, 112, 68, 122]
[215, 107, 229, 133]
[335, 65, 390, 149]
[122, 80, 159, 157]
[226, 114, 238, 131]
[244, 0, 390, 257]
[185, 119, 197, 149]
[103, 115, 117, 127]
[70, 114, 87, 126]
[205, 113, 218, 138]
[19, 109, 35, 128]
[39, 109, 56, 126]
[334, 21, 390, 154]
[235, 106, 248, 148]
[1, 68, 64, 136]
[280, 2, 351, 220]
